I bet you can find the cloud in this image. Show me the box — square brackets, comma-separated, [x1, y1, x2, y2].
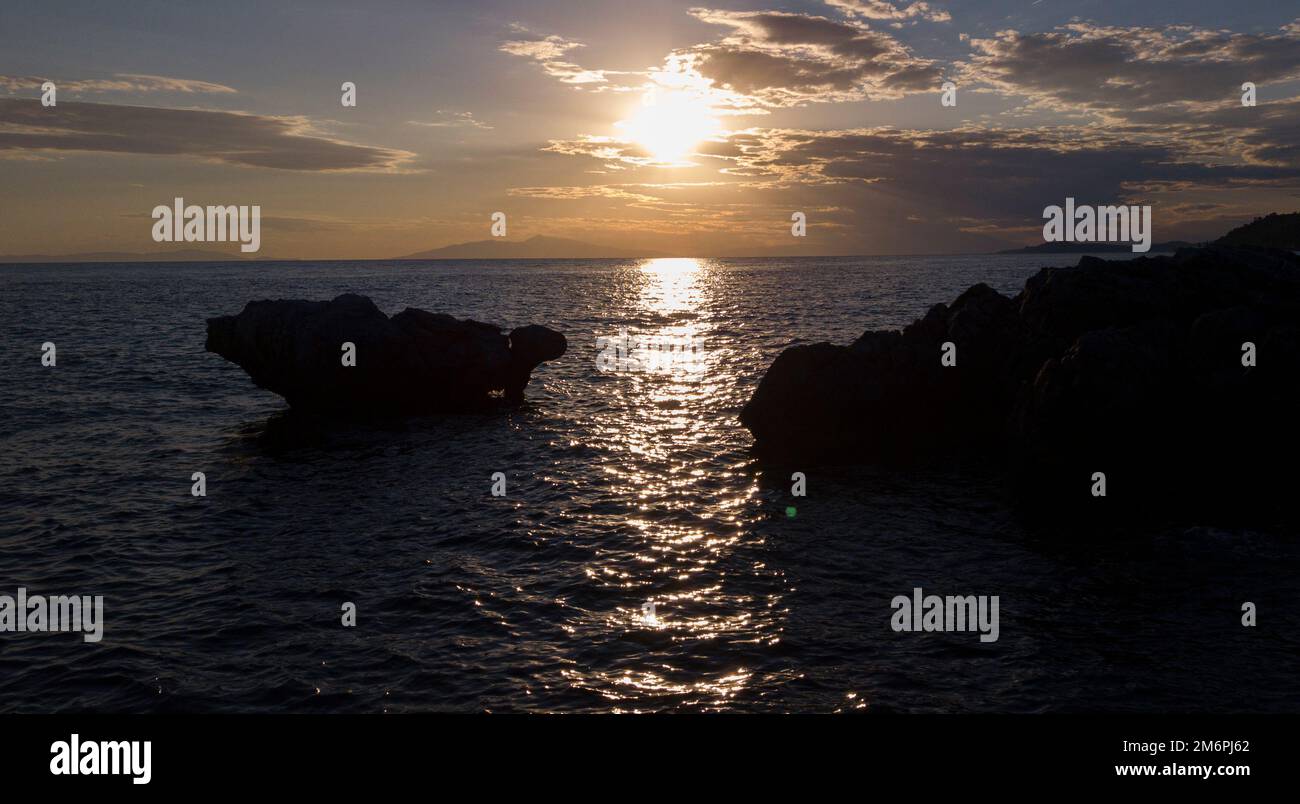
[825, 0, 951, 24]
[508, 185, 663, 202]
[508, 181, 731, 204]
[712, 125, 1300, 240]
[0, 73, 237, 94]
[543, 134, 752, 169]
[540, 120, 1299, 245]
[407, 110, 492, 130]
[733, 124, 1294, 183]
[0, 99, 414, 171]
[963, 21, 1300, 118]
[542, 135, 657, 168]
[500, 11, 941, 110]
[499, 30, 610, 85]
[679, 9, 943, 105]
[1142, 98, 1300, 170]
[958, 22, 1300, 172]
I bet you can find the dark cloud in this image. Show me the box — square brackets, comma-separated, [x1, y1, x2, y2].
[727, 125, 1298, 198]
[689, 46, 867, 94]
[1115, 97, 1300, 169]
[0, 99, 413, 171]
[964, 21, 1300, 116]
[685, 9, 943, 105]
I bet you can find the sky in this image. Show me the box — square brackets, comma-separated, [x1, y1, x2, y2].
[2, 0, 1299, 258]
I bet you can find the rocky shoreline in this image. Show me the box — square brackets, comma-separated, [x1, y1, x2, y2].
[740, 245, 1300, 516]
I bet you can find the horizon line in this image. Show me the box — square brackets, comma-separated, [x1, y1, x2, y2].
[0, 246, 1218, 265]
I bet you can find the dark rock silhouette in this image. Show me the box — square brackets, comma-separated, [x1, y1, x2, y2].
[741, 245, 1300, 515]
[206, 294, 566, 414]
[1215, 211, 1300, 251]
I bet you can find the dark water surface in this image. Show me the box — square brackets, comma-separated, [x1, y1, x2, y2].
[2, 256, 1297, 712]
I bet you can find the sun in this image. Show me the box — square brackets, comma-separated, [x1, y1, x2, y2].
[616, 89, 721, 165]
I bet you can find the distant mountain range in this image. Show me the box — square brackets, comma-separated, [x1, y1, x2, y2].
[398, 235, 665, 260]
[0, 248, 245, 263]
[998, 240, 1193, 255]
[6, 213, 1295, 263]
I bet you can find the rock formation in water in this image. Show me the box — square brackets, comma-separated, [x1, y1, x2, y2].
[740, 245, 1300, 514]
[206, 293, 566, 414]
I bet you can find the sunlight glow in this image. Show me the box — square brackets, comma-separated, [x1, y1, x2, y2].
[617, 89, 721, 165]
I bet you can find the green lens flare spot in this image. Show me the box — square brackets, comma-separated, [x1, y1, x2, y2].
[785, 506, 797, 518]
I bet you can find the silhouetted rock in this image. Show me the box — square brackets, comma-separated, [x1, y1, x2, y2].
[206, 293, 566, 414]
[1215, 211, 1300, 250]
[741, 245, 1300, 517]
[741, 283, 1025, 463]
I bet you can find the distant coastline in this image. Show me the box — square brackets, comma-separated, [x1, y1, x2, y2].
[4, 212, 1296, 263]
[995, 240, 1194, 255]
[396, 234, 664, 260]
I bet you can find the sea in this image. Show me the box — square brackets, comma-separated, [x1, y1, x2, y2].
[1, 255, 1296, 713]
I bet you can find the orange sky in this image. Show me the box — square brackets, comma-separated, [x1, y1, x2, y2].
[2, 1, 1299, 258]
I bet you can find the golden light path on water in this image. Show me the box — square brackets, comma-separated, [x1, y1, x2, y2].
[559, 257, 790, 711]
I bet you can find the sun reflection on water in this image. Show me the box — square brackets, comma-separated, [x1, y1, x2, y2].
[639, 257, 702, 313]
[562, 256, 787, 710]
